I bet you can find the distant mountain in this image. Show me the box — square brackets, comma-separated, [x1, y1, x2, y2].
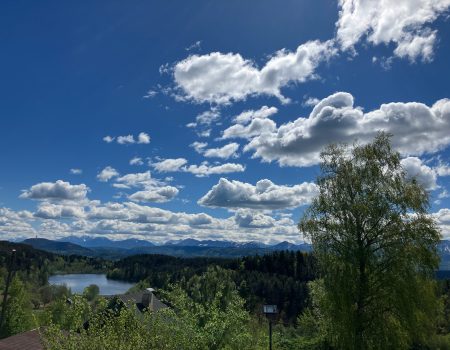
[60, 236, 155, 249]
[23, 238, 94, 256]
[439, 240, 450, 270]
[272, 241, 312, 251]
[165, 239, 237, 248]
[166, 239, 269, 249]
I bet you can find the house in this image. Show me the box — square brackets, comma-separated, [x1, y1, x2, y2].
[114, 288, 168, 313]
[0, 329, 42, 350]
[0, 289, 167, 349]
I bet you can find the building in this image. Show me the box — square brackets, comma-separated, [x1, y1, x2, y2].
[0, 329, 42, 350]
[114, 288, 168, 313]
[0, 289, 167, 349]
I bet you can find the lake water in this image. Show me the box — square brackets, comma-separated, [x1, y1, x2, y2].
[49, 274, 135, 295]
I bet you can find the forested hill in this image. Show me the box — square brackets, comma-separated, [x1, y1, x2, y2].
[108, 250, 317, 324]
[0, 240, 56, 271]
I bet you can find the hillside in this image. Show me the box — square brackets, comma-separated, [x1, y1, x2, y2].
[22, 238, 94, 256]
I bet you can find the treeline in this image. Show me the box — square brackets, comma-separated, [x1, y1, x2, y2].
[107, 250, 317, 324]
[0, 241, 110, 339]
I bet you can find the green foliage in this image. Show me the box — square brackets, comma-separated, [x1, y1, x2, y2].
[0, 276, 33, 338]
[109, 251, 316, 324]
[42, 266, 269, 350]
[160, 266, 267, 350]
[299, 133, 442, 349]
[83, 284, 99, 301]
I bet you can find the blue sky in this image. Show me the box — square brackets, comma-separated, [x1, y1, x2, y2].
[1, 0, 450, 243]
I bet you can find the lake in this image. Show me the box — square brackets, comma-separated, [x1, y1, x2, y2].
[49, 274, 135, 295]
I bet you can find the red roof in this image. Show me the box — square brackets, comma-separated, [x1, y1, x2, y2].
[0, 329, 42, 350]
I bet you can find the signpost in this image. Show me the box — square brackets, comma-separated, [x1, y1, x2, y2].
[263, 304, 277, 350]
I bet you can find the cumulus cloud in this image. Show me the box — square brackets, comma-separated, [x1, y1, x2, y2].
[137, 132, 151, 144]
[152, 158, 245, 176]
[70, 168, 82, 175]
[222, 118, 277, 140]
[97, 166, 120, 182]
[103, 136, 114, 143]
[184, 163, 245, 177]
[20, 180, 89, 201]
[401, 157, 438, 191]
[192, 142, 239, 159]
[114, 171, 158, 189]
[129, 157, 144, 166]
[436, 163, 450, 177]
[117, 135, 135, 144]
[128, 187, 179, 203]
[234, 209, 276, 228]
[233, 106, 278, 124]
[203, 143, 240, 159]
[104, 132, 151, 145]
[195, 109, 221, 125]
[35, 203, 85, 219]
[433, 208, 450, 239]
[173, 40, 336, 104]
[221, 106, 279, 140]
[244, 92, 450, 167]
[198, 178, 318, 210]
[336, 0, 450, 61]
[152, 158, 188, 172]
[110, 171, 179, 203]
[0, 207, 35, 239]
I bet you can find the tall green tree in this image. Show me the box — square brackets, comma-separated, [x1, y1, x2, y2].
[0, 277, 33, 338]
[299, 133, 441, 349]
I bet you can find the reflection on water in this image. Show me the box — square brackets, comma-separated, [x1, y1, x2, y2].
[49, 274, 135, 295]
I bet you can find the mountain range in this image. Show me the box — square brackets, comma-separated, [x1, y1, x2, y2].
[21, 236, 311, 260]
[21, 236, 450, 271]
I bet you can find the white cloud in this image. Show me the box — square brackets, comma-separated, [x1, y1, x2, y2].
[222, 118, 277, 140]
[151, 158, 245, 177]
[196, 109, 220, 125]
[203, 143, 240, 159]
[152, 158, 188, 172]
[186, 40, 202, 51]
[35, 203, 85, 219]
[233, 106, 278, 124]
[97, 166, 119, 182]
[128, 187, 179, 203]
[302, 96, 320, 107]
[70, 168, 83, 175]
[137, 132, 151, 144]
[192, 141, 240, 159]
[1, 198, 304, 244]
[129, 157, 144, 166]
[0, 207, 35, 239]
[439, 189, 450, 199]
[433, 208, 450, 239]
[401, 157, 438, 191]
[245, 92, 450, 167]
[20, 180, 89, 201]
[143, 89, 158, 99]
[184, 163, 245, 177]
[117, 135, 136, 144]
[173, 40, 336, 104]
[114, 171, 158, 189]
[105, 132, 151, 145]
[436, 163, 450, 177]
[234, 209, 276, 228]
[198, 178, 318, 210]
[336, 0, 450, 62]
[190, 141, 208, 153]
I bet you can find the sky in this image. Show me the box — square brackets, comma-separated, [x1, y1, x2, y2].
[1, 0, 450, 244]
